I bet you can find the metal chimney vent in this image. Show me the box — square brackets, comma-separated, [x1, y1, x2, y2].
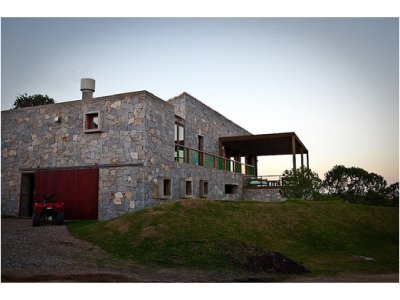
[80, 78, 95, 100]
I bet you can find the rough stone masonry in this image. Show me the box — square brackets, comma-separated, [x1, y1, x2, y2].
[1, 89, 282, 220]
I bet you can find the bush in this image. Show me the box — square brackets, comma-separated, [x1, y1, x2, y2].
[322, 165, 393, 206]
[311, 194, 342, 202]
[280, 168, 321, 200]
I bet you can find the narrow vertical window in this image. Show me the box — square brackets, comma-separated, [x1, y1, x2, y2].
[158, 177, 172, 199]
[200, 180, 209, 198]
[198, 135, 204, 166]
[177, 124, 185, 145]
[175, 122, 185, 162]
[180, 178, 193, 198]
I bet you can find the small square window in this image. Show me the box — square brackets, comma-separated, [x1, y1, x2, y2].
[87, 113, 98, 129]
[83, 111, 101, 133]
[180, 178, 193, 198]
[158, 177, 172, 199]
[200, 180, 209, 198]
[225, 184, 238, 194]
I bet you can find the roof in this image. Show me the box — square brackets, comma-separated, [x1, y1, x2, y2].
[219, 132, 308, 157]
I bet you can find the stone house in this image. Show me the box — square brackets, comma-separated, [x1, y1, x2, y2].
[1, 79, 309, 220]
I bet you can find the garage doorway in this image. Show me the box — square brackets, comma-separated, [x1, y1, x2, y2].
[20, 173, 35, 217]
[35, 168, 99, 220]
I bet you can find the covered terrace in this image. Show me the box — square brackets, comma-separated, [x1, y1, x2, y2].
[219, 132, 309, 188]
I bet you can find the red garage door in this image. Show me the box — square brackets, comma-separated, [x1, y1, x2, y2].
[35, 168, 99, 220]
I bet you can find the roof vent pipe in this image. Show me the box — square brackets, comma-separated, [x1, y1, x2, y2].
[80, 78, 95, 100]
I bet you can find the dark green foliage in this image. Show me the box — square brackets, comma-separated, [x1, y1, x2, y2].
[387, 182, 399, 206]
[13, 93, 55, 109]
[280, 167, 322, 200]
[322, 165, 392, 205]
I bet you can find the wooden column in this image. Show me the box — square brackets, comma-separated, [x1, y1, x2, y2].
[292, 135, 296, 172]
[307, 152, 309, 169]
[186, 147, 190, 164]
[301, 147, 304, 169]
[219, 140, 223, 157]
[252, 156, 258, 176]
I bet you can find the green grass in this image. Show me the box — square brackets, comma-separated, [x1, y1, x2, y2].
[68, 199, 399, 275]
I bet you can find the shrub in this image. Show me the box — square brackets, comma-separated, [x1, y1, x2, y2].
[280, 168, 321, 200]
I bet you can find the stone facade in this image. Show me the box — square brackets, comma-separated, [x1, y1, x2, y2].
[1, 90, 281, 220]
[168, 93, 250, 154]
[242, 188, 284, 202]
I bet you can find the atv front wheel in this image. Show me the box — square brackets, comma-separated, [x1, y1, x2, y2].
[56, 212, 64, 225]
[32, 213, 40, 227]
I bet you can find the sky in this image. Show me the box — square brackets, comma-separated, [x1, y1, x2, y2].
[1, 18, 399, 184]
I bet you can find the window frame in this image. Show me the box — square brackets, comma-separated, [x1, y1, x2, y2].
[225, 184, 238, 194]
[158, 177, 172, 199]
[180, 178, 193, 198]
[174, 122, 185, 146]
[200, 180, 209, 198]
[83, 111, 102, 133]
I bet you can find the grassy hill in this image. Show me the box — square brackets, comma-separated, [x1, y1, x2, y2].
[68, 199, 398, 276]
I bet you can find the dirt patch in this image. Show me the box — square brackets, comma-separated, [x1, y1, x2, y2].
[245, 252, 309, 274]
[147, 210, 165, 216]
[141, 225, 157, 237]
[105, 217, 130, 233]
[219, 240, 309, 274]
[180, 199, 207, 209]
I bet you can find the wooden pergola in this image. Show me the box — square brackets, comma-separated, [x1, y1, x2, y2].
[219, 132, 309, 175]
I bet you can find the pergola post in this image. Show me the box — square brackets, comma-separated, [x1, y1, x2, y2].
[292, 135, 296, 172]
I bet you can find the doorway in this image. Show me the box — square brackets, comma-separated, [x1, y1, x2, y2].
[20, 173, 35, 217]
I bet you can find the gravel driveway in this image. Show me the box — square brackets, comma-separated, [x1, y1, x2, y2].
[1, 218, 130, 282]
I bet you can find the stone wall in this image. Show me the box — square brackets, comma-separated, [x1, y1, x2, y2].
[141, 93, 176, 208]
[242, 188, 284, 202]
[1, 91, 149, 217]
[168, 93, 251, 155]
[98, 165, 146, 220]
[169, 162, 244, 201]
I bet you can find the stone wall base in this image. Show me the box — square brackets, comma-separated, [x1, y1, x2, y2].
[242, 188, 284, 202]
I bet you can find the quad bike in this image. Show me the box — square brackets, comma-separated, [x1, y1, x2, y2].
[32, 194, 64, 226]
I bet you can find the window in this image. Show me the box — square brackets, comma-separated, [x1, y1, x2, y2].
[174, 122, 185, 162]
[198, 135, 204, 166]
[83, 111, 101, 133]
[200, 180, 209, 198]
[225, 184, 238, 194]
[174, 122, 185, 145]
[180, 178, 193, 198]
[186, 180, 192, 196]
[158, 177, 172, 199]
[87, 113, 98, 129]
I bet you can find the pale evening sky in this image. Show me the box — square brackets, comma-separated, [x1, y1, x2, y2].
[1, 18, 398, 184]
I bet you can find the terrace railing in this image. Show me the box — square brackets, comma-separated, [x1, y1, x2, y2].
[175, 144, 255, 176]
[243, 175, 283, 189]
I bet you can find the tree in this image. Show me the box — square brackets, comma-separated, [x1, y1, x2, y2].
[13, 93, 55, 109]
[323, 165, 389, 204]
[280, 167, 322, 200]
[387, 182, 399, 206]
